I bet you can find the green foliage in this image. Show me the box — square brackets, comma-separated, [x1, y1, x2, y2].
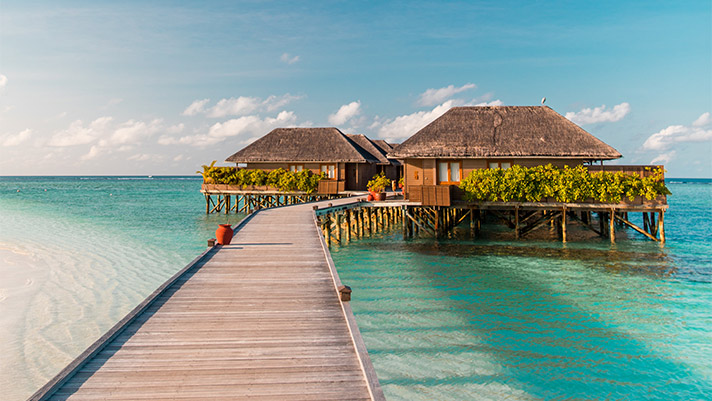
[367, 172, 391, 192]
[459, 164, 670, 204]
[197, 164, 325, 194]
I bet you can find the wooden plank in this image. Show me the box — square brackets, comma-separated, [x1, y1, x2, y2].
[34, 196, 378, 401]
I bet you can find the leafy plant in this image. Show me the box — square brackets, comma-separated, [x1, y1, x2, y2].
[197, 163, 325, 193]
[367, 172, 391, 192]
[459, 164, 670, 204]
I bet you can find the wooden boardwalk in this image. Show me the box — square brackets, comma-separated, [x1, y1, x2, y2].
[32, 197, 384, 401]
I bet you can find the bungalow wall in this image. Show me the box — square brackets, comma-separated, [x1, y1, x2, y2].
[403, 157, 586, 199]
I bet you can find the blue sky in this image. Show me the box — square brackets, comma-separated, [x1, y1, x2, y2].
[1, 1, 710, 177]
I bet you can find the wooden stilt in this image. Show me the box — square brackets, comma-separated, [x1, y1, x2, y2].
[658, 210, 665, 243]
[514, 206, 520, 239]
[609, 208, 616, 243]
[561, 207, 567, 243]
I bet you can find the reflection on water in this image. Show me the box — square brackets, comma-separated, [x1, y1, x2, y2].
[332, 196, 712, 401]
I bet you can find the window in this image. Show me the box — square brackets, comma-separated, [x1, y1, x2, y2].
[437, 161, 462, 184]
[320, 164, 336, 179]
[289, 164, 304, 173]
[488, 161, 512, 169]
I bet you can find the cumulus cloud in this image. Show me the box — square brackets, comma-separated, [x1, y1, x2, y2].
[565, 102, 631, 125]
[159, 111, 297, 147]
[418, 83, 476, 107]
[328, 101, 361, 125]
[280, 53, 300, 64]
[49, 117, 113, 147]
[2, 129, 31, 146]
[0, 73, 7, 89]
[183, 94, 302, 118]
[374, 100, 455, 142]
[474, 99, 504, 106]
[642, 112, 712, 151]
[650, 150, 677, 165]
[182, 99, 210, 116]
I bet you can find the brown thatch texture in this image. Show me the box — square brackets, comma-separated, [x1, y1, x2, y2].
[225, 128, 380, 163]
[346, 134, 391, 165]
[389, 106, 622, 159]
[370, 139, 402, 166]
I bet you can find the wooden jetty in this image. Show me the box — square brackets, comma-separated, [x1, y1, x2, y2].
[30, 197, 385, 401]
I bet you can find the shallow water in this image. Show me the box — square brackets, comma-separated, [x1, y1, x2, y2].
[1, 177, 710, 400]
[0, 176, 238, 400]
[331, 181, 712, 400]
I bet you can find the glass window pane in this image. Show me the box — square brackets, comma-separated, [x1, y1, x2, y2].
[328, 165, 335, 178]
[290, 165, 296, 172]
[438, 162, 449, 182]
[501, 162, 511, 169]
[489, 162, 499, 169]
[450, 162, 460, 182]
[321, 165, 327, 173]
[297, 165, 303, 172]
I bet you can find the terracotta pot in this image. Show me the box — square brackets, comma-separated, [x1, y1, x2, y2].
[374, 192, 387, 201]
[366, 194, 374, 201]
[215, 224, 234, 245]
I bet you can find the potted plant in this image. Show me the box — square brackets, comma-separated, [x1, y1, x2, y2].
[398, 176, 404, 190]
[367, 172, 390, 201]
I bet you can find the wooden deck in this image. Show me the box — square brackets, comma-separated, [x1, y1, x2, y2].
[31, 197, 384, 401]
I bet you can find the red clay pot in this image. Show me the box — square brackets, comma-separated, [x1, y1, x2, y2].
[374, 192, 386, 201]
[366, 193, 374, 201]
[215, 224, 234, 245]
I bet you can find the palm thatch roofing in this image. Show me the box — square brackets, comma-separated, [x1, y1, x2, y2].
[370, 139, 402, 166]
[225, 128, 381, 164]
[388, 106, 622, 160]
[346, 134, 391, 165]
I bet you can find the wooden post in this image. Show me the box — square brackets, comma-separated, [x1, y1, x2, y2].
[345, 211, 351, 243]
[225, 195, 230, 214]
[325, 215, 332, 245]
[205, 195, 210, 214]
[609, 208, 616, 243]
[335, 213, 341, 244]
[469, 208, 475, 238]
[561, 207, 567, 243]
[658, 210, 665, 243]
[643, 212, 650, 233]
[514, 206, 520, 239]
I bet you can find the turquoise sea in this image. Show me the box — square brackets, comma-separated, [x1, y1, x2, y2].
[1, 176, 710, 400]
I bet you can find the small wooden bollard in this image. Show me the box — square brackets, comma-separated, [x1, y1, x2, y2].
[207, 238, 216, 247]
[313, 205, 319, 210]
[338, 285, 352, 302]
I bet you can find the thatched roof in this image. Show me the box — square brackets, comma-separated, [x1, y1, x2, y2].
[370, 139, 402, 166]
[389, 106, 622, 160]
[346, 134, 391, 165]
[225, 128, 380, 163]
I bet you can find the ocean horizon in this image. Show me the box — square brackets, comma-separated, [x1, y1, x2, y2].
[1, 176, 710, 400]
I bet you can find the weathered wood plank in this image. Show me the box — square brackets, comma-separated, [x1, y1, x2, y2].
[37, 197, 380, 401]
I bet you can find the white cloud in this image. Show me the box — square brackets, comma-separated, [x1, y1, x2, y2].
[418, 83, 476, 107]
[643, 112, 712, 151]
[183, 94, 301, 118]
[207, 96, 262, 118]
[109, 119, 162, 145]
[48, 117, 113, 147]
[565, 102, 631, 125]
[692, 112, 711, 127]
[328, 101, 361, 125]
[375, 100, 454, 142]
[650, 150, 677, 165]
[280, 53, 300, 64]
[160, 111, 297, 147]
[474, 99, 504, 106]
[0, 74, 7, 89]
[182, 99, 210, 116]
[81, 145, 101, 160]
[166, 123, 185, 134]
[2, 129, 31, 146]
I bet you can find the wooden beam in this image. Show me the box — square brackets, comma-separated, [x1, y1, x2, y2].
[614, 214, 658, 241]
[658, 210, 665, 243]
[561, 207, 567, 243]
[609, 209, 616, 243]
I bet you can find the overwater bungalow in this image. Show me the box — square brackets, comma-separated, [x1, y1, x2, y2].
[389, 106, 623, 198]
[225, 127, 394, 191]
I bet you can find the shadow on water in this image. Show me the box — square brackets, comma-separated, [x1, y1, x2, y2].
[332, 228, 711, 400]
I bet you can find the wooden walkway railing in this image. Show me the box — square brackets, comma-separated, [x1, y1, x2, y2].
[30, 197, 384, 401]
